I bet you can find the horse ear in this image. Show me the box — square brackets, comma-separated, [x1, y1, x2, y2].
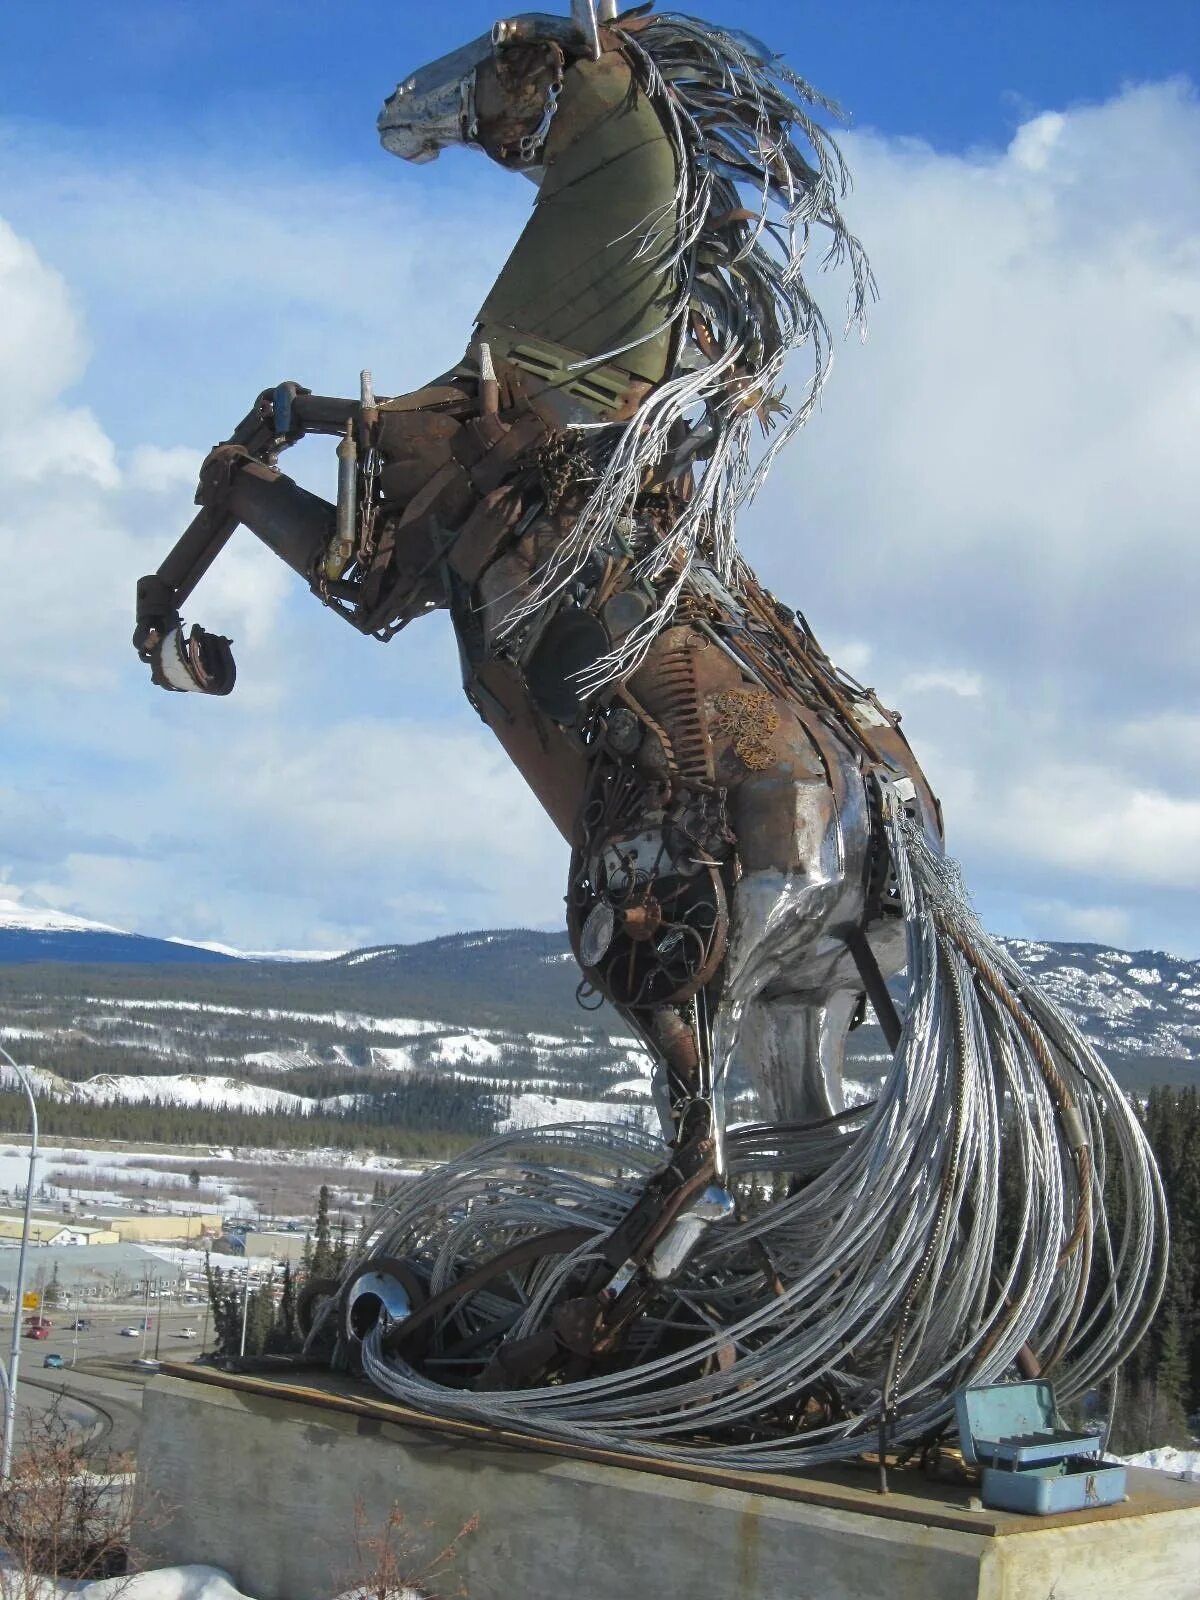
[570, 0, 602, 59]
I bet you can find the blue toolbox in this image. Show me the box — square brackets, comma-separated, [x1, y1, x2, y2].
[953, 1380, 1127, 1515]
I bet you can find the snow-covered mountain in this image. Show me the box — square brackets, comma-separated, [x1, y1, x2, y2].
[0, 917, 1196, 1130]
[0, 898, 234, 966]
[1003, 938, 1200, 1060]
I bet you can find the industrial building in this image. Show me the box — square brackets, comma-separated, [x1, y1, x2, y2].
[0, 1242, 187, 1303]
[0, 1208, 220, 1246]
[0, 1217, 120, 1247]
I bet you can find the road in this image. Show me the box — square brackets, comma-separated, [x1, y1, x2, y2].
[11, 1302, 211, 1463]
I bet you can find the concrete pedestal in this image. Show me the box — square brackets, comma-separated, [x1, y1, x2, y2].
[134, 1366, 1200, 1600]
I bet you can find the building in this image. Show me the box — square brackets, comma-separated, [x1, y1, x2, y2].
[0, 1217, 117, 1247]
[102, 1213, 222, 1245]
[0, 1209, 221, 1246]
[49, 1224, 121, 1247]
[243, 1232, 307, 1265]
[0, 1242, 184, 1302]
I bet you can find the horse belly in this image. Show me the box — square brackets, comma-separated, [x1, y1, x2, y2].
[471, 656, 589, 844]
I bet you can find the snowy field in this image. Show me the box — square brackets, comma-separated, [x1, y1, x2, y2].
[0, 1565, 425, 1599]
[0, 1135, 433, 1229]
[1118, 1445, 1200, 1480]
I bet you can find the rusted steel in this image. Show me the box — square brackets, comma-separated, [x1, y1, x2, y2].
[133, 7, 956, 1405]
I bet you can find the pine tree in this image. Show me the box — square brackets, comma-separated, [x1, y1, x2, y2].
[276, 1261, 297, 1349]
[332, 1216, 350, 1276]
[311, 1186, 334, 1278]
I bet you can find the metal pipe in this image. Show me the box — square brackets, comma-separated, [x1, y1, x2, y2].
[477, 341, 500, 417]
[0, 1044, 40, 1481]
[327, 420, 360, 580]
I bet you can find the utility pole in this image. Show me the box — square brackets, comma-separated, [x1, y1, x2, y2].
[139, 1278, 151, 1359]
[239, 1272, 250, 1358]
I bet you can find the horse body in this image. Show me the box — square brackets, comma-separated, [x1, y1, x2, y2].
[132, 7, 1167, 1451]
[138, 5, 941, 1225]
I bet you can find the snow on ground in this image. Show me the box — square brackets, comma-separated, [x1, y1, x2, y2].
[0, 1139, 256, 1212]
[0, 1063, 376, 1118]
[1118, 1445, 1200, 1480]
[69, 1074, 320, 1115]
[240, 1050, 308, 1073]
[166, 937, 347, 962]
[82, 996, 445, 1036]
[499, 1092, 656, 1133]
[0, 1564, 258, 1599]
[428, 1032, 503, 1067]
[607, 1078, 654, 1098]
[369, 1045, 416, 1072]
[0, 1559, 433, 1598]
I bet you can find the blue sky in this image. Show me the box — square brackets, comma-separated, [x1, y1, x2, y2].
[0, 3, 1197, 956]
[3, 2, 1195, 154]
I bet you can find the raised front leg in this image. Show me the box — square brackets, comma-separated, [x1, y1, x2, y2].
[132, 373, 484, 694]
[133, 382, 356, 695]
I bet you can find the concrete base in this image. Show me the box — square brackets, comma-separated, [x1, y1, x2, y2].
[134, 1366, 1200, 1600]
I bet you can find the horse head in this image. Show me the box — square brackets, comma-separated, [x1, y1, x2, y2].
[378, 2, 621, 169]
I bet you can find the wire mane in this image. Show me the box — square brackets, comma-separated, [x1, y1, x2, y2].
[502, 11, 874, 687]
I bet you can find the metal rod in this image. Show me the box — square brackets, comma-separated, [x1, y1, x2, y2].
[0, 1043, 40, 1481]
[845, 927, 904, 1051]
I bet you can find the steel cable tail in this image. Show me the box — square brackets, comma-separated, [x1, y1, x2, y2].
[312, 793, 1166, 1470]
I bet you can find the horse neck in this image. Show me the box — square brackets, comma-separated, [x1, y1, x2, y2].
[477, 53, 681, 386]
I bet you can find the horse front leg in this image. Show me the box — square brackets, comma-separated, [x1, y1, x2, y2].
[133, 382, 360, 695]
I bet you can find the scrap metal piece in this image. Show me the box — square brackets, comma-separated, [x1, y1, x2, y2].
[149, 623, 236, 697]
[326, 419, 360, 580]
[646, 1182, 735, 1281]
[378, 34, 493, 163]
[133, 7, 1164, 1471]
[571, 0, 603, 59]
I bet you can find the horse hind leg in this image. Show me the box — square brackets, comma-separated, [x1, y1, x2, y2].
[737, 988, 863, 1125]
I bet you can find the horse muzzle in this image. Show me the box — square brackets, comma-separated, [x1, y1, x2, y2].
[378, 33, 493, 162]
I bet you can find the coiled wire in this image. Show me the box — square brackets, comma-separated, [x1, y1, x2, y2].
[322, 797, 1166, 1470]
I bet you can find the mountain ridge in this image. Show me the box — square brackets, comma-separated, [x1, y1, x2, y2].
[1, 916, 1197, 1133]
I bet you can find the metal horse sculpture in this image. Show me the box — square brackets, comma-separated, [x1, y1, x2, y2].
[135, 4, 1162, 1460]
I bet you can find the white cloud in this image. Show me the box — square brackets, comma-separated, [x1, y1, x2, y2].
[0, 81, 1197, 953]
[902, 670, 983, 699]
[1023, 898, 1133, 947]
[752, 78, 1199, 952]
[125, 444, 201, 494]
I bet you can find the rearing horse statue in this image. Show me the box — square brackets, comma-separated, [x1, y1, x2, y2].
[134, 5, 1160, 1446]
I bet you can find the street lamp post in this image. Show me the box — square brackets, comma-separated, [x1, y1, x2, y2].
[0, 1043, 40, 1481]
[239, 1271, 250, 1358]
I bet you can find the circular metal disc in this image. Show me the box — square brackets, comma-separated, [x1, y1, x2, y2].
[346, 1267, 416, 1343]
[579, 901, 615, 967]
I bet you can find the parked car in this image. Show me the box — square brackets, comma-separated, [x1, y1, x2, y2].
[177, 1328, 198, 1340]
[43, 1353, 65, 1369]
[25, 1325, 50, 1341]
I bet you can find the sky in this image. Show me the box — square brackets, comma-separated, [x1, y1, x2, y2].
[0, 3, 1197, 957]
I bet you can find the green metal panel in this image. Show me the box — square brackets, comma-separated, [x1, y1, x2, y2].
[479, 54, 679, 383]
